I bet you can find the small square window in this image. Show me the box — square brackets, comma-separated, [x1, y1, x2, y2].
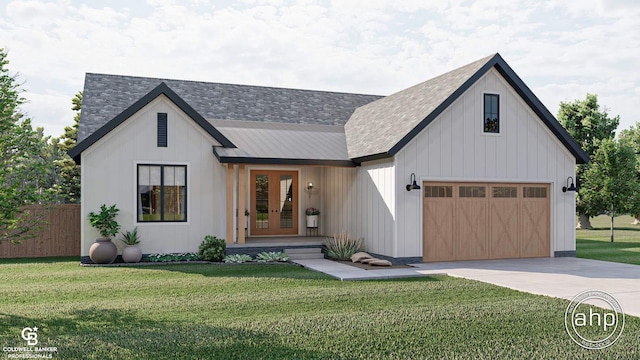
[483, 94, 499, 133]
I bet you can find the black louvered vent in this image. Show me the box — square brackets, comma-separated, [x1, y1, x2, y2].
[157, 113, 167, 147]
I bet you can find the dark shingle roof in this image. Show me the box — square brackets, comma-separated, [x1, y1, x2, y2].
[345, 54, 494, 160]
[78, 73, 382, 142]
[73, 54, 588, 165]
[344, 53, 589, 164]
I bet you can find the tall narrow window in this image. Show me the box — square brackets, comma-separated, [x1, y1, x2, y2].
[157, 113, 168, 147]
[483, 94, 499, 133]
[137, 164, 186, 222]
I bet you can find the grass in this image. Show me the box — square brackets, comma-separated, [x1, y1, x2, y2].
[0, 259, 639, 359]
[577, 214, 640, 265]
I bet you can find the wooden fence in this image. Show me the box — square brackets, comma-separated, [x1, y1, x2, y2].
[0, 204, 81, 258]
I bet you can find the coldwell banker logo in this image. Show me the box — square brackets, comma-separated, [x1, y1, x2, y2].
[565, 290, 625, 349]
[2, 326, 57, 358]
[21, 327, 38, 346]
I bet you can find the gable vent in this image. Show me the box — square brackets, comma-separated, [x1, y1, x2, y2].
[157, 113, 168, 147]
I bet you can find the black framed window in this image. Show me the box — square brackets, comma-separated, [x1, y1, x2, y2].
[157, 113, 168, 147]
[137, 165, 186, 222]
[484, 93, 499, 133]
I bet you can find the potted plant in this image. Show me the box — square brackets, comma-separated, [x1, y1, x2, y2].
[119, 227, 142, 263]
[88, 204, 120, 264]
[305, 207, 319, 228]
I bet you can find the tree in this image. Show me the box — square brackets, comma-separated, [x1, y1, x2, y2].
[617, 123, 640, 224]
[558, 94, 620, 229]
[0, 48, 52, 243]
[52, 91, 81, 203]
[581, 138, 640, 242]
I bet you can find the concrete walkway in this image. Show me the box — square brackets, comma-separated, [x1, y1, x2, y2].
[293, 257, 640, 317]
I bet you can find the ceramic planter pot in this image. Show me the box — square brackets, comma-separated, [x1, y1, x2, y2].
[89, 238, 118, 264]
[122, 245, 142, 263]
[306, 215, 318, 227]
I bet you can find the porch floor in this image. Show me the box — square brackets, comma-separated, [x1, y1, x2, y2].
[228, 236, 326, 248]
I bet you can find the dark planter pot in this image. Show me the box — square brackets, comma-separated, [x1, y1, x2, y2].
[122, 245, 142, 263]
[89, 238, 118, 264]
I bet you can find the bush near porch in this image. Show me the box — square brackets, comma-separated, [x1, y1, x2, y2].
[0, 259, 638, 359]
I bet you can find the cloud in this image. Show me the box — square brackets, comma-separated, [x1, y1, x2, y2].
[0, 0, 638, 137]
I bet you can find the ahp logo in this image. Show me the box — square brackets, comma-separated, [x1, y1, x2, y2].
[565, 290, 625, 349]
[21, 327, 38, 346]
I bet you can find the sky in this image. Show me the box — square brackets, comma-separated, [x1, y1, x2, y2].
[1, 0, 639, 138]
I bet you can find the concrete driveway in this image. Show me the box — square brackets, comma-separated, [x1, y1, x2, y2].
[411, 257, 640, 318]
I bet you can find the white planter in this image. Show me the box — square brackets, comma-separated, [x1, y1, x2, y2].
[122, 245, 142, 263]
[306, 215, 318, 228]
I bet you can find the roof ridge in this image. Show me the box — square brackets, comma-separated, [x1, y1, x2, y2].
[84, 72, 384, 97]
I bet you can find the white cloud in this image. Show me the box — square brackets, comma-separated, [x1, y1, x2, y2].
[0, 0, 638, 137]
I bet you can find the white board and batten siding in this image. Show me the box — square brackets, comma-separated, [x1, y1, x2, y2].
[321, 159, 395, 257]
[396, 68, 576, 258]
[80, 96, 227, 256]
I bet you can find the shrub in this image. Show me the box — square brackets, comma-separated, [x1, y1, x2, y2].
[197, 235, 226, 262]
[255, 251, 289, 262]
[324, 232, 363, 261]
[223, 254, 253, 263]
[144, 253, 198, 262]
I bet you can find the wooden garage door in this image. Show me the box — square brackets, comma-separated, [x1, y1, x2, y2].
[423, 182, 550, 262]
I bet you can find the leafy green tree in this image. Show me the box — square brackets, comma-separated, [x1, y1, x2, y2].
[558, 94, 620, 229]
[0, 48, 52, 243]
[581, 138, 640, 241]
[618, 123, 640, 224]
[52, 91, 81, 203]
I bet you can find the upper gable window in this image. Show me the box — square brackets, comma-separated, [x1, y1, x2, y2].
[157, 113, 168, 147]
[483, 93, 499, 133]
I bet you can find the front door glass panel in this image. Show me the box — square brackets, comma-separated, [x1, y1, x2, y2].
[279, 175, 294, 229]
[255, 175, 269, 229]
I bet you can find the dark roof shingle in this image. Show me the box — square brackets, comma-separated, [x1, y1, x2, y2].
[79, 74, 382, 142]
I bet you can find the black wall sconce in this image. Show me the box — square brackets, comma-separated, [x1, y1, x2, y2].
[406, 173, 421, 192]
[562, 176, 577, 192]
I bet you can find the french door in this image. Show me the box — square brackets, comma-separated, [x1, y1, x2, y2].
[250, 170, 298, 235]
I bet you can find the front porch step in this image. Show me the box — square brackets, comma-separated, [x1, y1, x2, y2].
[285, 247, 325, 260]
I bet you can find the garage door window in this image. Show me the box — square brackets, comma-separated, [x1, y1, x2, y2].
[492, 186, 517, 198]
[523, 187, 547, 198]
[459, 186, 486, 198]
[424, 186, 452, 197]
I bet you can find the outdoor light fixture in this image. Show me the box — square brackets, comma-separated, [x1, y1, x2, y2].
[406, 173, 421, 192]
[304, 181, 318, 198]
[562, 176, 577, 193]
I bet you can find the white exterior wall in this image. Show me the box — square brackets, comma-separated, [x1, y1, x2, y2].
[321, 159, 395, 257]
[395, 68, 576, 257]
[80, 96, 226, 256]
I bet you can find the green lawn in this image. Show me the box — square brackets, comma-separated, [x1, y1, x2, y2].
[0, 259, 638, 359]
[577, 214, 640, 265]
